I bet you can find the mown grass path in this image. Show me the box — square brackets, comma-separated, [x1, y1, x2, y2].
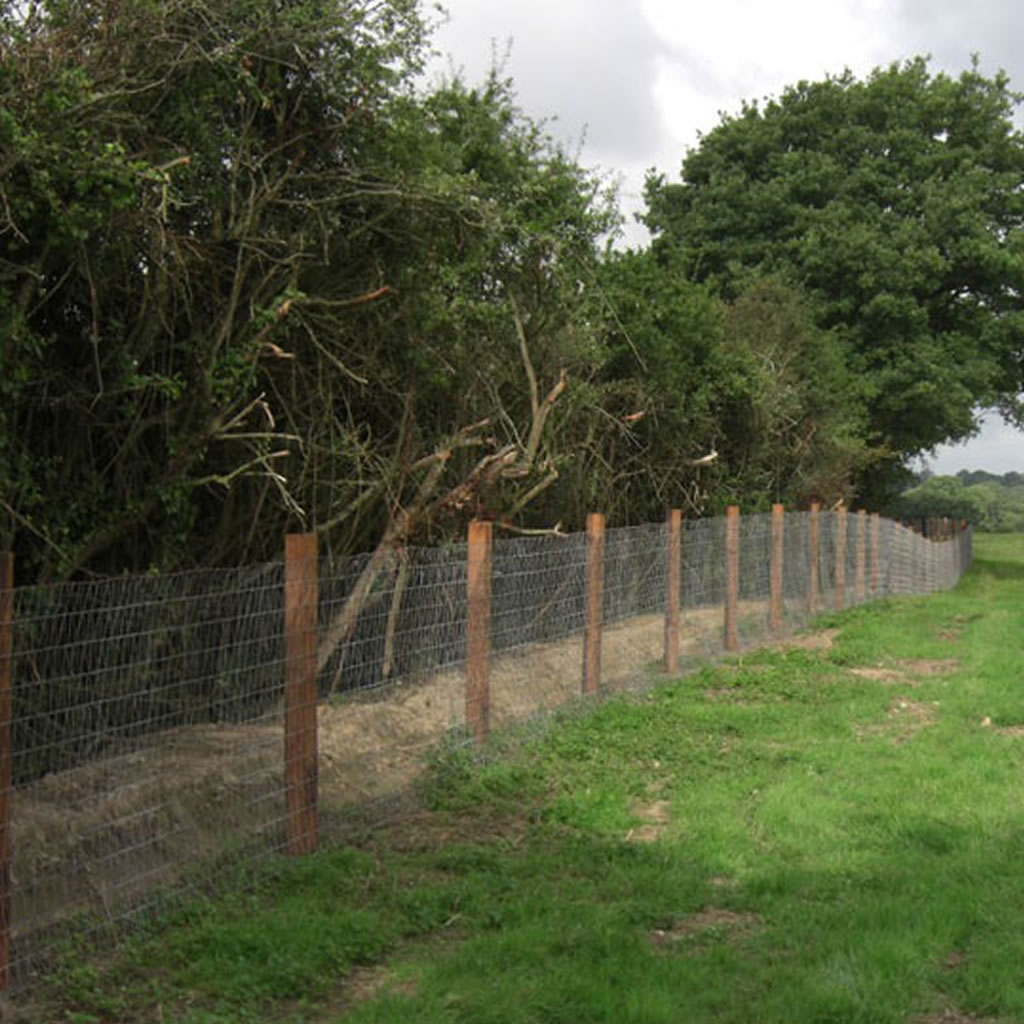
[42, 535, 1024, 1024]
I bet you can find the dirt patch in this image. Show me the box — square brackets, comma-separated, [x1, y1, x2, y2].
[940, 949, 967, 972]
[849, 666, 913, 685]
[784, 628, 840, 652]
[888, 698, 939, 724]
[980, 717, 1024, 737]
[309, 963, 404, 1018]
[896, 659, 960, 677]
[912, 1008, 1001, 1024]
[626, 799, 671, 843]
[859, 698, 939, 744]
[649, 907, 762, 952]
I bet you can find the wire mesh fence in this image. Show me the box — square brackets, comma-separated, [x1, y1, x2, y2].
[0, 508, 972, 990]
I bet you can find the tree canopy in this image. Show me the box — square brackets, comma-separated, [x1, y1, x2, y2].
[3, 5, 1022, 582]
[644, 58, 1024, 488]
[898, 472, 1024, 531]
[0, 0, 621, 579]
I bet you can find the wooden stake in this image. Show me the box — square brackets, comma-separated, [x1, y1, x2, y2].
[466, 520, 493, 743]
[856, 510, 867, 603]
[870, 513, 880, 596]
[834, 506, 847, 611]
[770, 504, 784, 633]
[583, 513, 605, 694]
[808, 503, 820, 615]
[285, 534, 319, 856]
[0, 554, 12, 991]
[725, 506, 740, 652]
[664, 509, 681, 675]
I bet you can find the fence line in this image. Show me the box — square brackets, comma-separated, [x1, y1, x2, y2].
[1, 507, 971, 990]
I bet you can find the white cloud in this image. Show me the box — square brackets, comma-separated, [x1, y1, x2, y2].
[427, 0, 1024, 464]
[641, 0, 895, 160]
[929, 415, 1024, 475]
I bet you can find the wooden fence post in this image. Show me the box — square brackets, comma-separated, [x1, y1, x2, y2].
[725, 506, 740, 652]
[285, 534, 319, 856]
[0, 553, 12, 991]
[583, 513, 605, 694]
[664, 509, 681, 675]
[770, 504, 784, 633]
[870, 513, 881, 596]
[466, 520, 493, 743]
[834, 506, 847, 611]
[808, 503, 820, 615]
[855, 509, 867, 603]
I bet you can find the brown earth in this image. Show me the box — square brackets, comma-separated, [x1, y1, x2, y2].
[857, 697, 939, 744]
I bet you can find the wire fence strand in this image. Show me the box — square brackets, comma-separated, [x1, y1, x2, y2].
[1, 509, 972, 989]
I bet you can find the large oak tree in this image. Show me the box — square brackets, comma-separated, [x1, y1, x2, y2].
[644, 58, 1024, 497]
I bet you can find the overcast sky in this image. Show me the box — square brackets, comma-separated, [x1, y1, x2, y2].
[425, 0, 1024, 476]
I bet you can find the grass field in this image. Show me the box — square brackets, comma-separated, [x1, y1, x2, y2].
[34, 534, 1024, 1024]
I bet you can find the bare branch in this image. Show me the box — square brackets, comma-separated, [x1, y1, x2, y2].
[494, 520, 567, 538]
[522, 367, 568, 467]
[511, 297, 539, 420]
[503, 466, 559, 520]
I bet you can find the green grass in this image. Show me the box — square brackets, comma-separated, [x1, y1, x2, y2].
[32, 534, 1024, 1024]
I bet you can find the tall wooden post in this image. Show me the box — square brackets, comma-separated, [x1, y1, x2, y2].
[725, 506, 740, 652]
[664, 509, 681, 675]
[770, 504, 784, 633]
[808, 503, 821, 615]
[855, 509, 867, 604]
[583, 513, 605, 694]
[466, 520, 493, 743]
[285, 534, 319, 856]
[834, 506, 847, 611]
[0, 553, 12, 990]
[870, 513, 881, 596]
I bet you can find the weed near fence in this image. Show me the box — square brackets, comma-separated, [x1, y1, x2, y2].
[0, 505, 971, 991]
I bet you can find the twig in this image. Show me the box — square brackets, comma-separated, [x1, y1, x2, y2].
[493, 521, 567, 538]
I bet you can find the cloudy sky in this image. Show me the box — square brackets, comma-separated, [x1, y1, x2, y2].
[425, 0, 1024, 476]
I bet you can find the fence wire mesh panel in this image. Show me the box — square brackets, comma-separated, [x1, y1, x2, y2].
[487, 531, 591, 714]
[315, 541, 470, 831]
[601, 523, 668, 691]
[10, 563, 287, 986]
[672, 516, 725, 664]
[735, 512, 773, 649]
[783, 511, 813, 627]
[0, 512, 973, 991]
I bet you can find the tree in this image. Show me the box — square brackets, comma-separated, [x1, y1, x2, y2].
[897, 475, 983, 522]
[644, 58, 1024, 500]
[0, 1, 617, 581]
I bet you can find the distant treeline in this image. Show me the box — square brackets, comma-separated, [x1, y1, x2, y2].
[898, 471, 1024, 532]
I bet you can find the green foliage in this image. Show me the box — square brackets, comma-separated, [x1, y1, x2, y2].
[6, 12, 1019, 580]
[0, 1, 617, 580]
[592, 260, 868, 512]
[645, 58, 1024, 501]
[898, 473, 1024, 531]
